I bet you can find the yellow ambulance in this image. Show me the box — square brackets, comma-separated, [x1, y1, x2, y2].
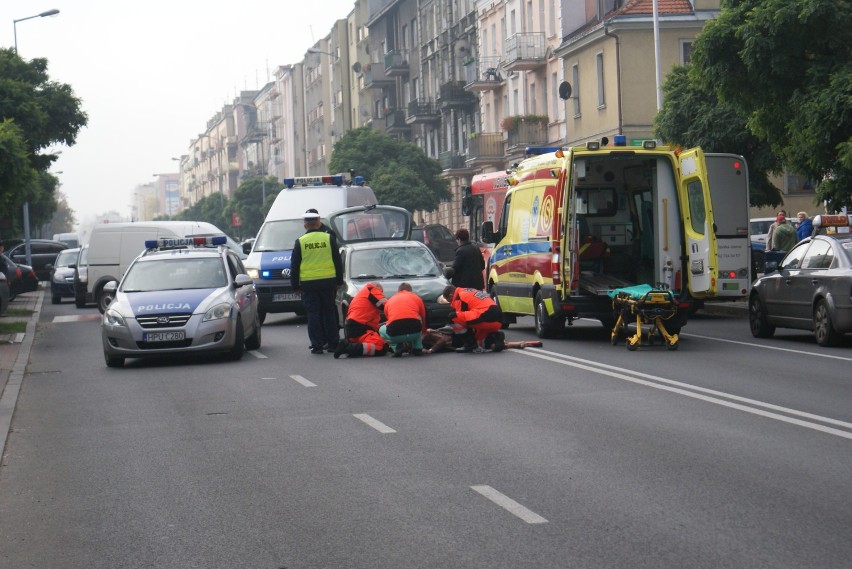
[482, 138, 717, 338]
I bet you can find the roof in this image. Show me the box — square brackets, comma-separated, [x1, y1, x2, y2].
[614, 0, 694, 16]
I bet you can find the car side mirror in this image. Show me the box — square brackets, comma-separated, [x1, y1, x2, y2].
[764, 260, 779, 274]
[45, 264, 54, 271]
[103, 280, 118, 295]
[242, 243, 253, 255]
[481, 221, 501, 244]
[443, 266, 455, 279]
[234, 274, 253, 287]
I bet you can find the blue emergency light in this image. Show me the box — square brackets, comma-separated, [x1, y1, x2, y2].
[613, 135, 627, 146]
[525, 146, 561, 156]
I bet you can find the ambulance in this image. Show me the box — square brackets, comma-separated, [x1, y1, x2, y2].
[482, 138, 717, 338]
[244, 173, 377, 323]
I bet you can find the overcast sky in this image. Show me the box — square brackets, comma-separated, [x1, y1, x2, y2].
[1, 0, 356, 228]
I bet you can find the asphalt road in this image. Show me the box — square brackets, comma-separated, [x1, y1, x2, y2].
[1, 299, 851, 568]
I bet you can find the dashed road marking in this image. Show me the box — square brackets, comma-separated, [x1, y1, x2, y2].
[290, 374, 316, 387]
[52, 314, 101, 323]
[248, 350, 267, 359]
[470, 485, 548, 524]
[353, 413, 396, 433]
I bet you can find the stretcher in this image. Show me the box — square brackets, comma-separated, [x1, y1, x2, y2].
[608, 284, 679, 350]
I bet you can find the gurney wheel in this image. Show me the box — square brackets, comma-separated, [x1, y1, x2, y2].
[667, 340, 679, 351]
[626, 338, 640, 351]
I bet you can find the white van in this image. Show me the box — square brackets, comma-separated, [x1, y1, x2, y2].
[52, 232, 80, 248]
[87, 221, 241, 312]
[245, 174, 377, 322]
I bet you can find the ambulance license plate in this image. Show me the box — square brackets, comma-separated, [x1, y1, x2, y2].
[273, 293, 300, 302]
[144, 331, 185, 342]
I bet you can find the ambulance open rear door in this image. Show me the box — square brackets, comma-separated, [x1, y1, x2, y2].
[677, 148, 718, 298]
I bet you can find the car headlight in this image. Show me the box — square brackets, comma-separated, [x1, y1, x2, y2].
[104, 308, 127, 327]
[246, 268, 260, 279]
[203, 303, 233, 322]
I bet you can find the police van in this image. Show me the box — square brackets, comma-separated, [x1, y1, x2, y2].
[482, 138, 717, 338]
[244, 173, 377, 323]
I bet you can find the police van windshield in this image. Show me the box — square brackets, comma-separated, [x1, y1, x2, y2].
[253, 220, 312, 252]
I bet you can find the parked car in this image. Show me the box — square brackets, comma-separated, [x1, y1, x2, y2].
[48, 247, 80, 304]
[749, 225, 852, 347]
[7, 239, 68, 281]
[410, 223, 457, 266]
[329, 206, 454, 328]
[749, 217, 776, 250]
[0, 272, 9, 316]
[101, 236, 260, 368]
[73, 245, 93, 308]
[0, 253, 39, 300]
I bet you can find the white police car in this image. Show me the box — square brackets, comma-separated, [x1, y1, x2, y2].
[101, 236, 261, 367]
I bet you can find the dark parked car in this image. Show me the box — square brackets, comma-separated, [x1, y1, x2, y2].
[49, 247, 80, 304]
[0, 253, 39, 300]
[749, 227, 852, 347]
[410, 223, 457, 265]
[7, 239, 68, 281]
[73, 244, 93, 308]
[0, 272, 9, 316]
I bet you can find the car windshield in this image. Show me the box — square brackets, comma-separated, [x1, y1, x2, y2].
[54, 249, 77, 267]
[348, 246, 441, 279]
[253, 220, 309, 252]
[121, 257, 227, 292]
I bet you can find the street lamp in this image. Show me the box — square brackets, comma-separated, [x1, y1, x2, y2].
[13, 8, 60, 267]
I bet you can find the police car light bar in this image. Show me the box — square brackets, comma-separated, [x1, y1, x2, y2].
[144, 236, 227, 249]
[283, 174, 346, 188]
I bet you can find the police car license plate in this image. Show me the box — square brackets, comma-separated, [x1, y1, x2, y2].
[144, 331, 186, 342]
[273, 293, 300, 302]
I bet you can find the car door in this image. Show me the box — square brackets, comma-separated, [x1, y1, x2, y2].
[788, 239, 834, 325]
[228, 253, 257, 323]
[765, 240, 810, 326]
[678, 148, 718, 297]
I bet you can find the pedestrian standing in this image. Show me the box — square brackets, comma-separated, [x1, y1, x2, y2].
[796, 212, 813, 241]
[379, 282, 427, 357]
[451, 228, 485, 290]
[291, 209, 343, 354]
[765, 209, 787, 252]
[770, 213, 797, 253]
[335, 282, 389, 358]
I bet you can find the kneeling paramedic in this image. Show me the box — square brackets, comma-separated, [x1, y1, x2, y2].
[335, 282, 389, 358]
[441, 285, 505, 352]
[379, 283, 427, 357]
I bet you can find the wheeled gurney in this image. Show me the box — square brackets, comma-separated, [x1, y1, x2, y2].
[608, 284, 679, 350]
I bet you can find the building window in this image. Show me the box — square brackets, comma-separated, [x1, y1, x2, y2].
[572, 64, 581, 117]
[596, 51, 606, 108]
[530, 82, 537, 115]
[681, 40, 694, 65]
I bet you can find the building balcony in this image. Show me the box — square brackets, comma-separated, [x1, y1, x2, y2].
[464, 57, 505, 92]
[438, 81, 477, 110]
[503, 32, 547, 72]
[384, 50, 409, 77]
[439, 151, 475, 174]
[465, 133, 505, 167]
[406, 99, 440, 124]
[363, 62, 394, 88]
[384, 109, 410, 134]
[506, 122, 548, 154]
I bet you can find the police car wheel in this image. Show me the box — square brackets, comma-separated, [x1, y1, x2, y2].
[104, 353, 124, 368]
[257, 309, 267, 325]
[228, 319, 245, 360]
[245, 312, 262, 351]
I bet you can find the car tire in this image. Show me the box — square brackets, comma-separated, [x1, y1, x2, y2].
[813, 299, 841, 347]
[257, 309, 267, 325]
[228, 319, 245, 360]
[104, 353, 124, 368]
[96, 286, 113, 314]
[245, 312, 262, 351]
[748, 294, 775, 338]
[534, 290, 564, 339]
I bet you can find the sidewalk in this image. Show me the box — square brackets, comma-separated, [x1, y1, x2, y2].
[0, 287, 43, 456]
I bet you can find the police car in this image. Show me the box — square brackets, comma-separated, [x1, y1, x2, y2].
[101, 236, 261, 367]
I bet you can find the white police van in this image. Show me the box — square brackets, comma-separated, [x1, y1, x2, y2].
[101, 236, 260, 368]
[245, 174, 377, 323]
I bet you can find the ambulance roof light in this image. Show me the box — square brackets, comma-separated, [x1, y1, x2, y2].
[643, 140, 657, 149]
[525, 146, 561, 156]
[586, 141, 601, 150]
[614, 135, 627, 146]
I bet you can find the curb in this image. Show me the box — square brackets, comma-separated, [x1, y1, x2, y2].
[0, 289, 43, 458]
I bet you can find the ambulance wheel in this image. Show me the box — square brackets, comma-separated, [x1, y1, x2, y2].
[534, 291, 563, 339]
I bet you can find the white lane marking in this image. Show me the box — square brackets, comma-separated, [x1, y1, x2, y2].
[248, 350, 267, 359]
[514, 349, 852, 440]
[53, 314, 101, 323]
[290, 374, 316, 387]
[353, 413, 397, 434]
[471, 485, 548, 524]
[682, 332, 852, 362]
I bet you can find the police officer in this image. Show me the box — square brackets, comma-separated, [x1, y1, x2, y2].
[291, 209, 344, 354]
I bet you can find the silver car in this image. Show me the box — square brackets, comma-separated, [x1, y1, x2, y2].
[749, 220, 852, 346]
[101, 236, 261, 367]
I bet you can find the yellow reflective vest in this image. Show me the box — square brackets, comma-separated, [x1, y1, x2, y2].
[297, 231, 336, 281]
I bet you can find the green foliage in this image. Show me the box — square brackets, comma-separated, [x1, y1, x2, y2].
[655, 67, 783, 207]
[690, 0, 852, 210]
[329, 127, 450, 212]
[0, 48, 87, 234]
[500, 115, 549, 132]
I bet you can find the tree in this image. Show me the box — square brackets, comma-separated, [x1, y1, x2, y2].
[49, 191, 77, 234]
[655, 67, 783, 207]
[691, 0, 852, 210]
[0, 48, 87, 234]
[230, 176, 282, 239]
[329, 127, 451, 212]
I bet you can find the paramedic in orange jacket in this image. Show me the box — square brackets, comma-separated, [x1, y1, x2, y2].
[379, 282, 427, 357]
[334, 282, 389, 358]
[441, 285, 505, 352]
